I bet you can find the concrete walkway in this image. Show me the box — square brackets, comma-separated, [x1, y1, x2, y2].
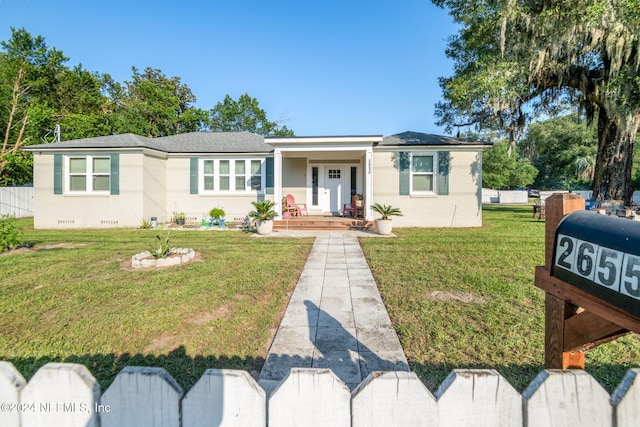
[258, 231, 409, 394]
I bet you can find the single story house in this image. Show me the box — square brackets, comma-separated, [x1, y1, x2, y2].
[24, 131, 489, 229]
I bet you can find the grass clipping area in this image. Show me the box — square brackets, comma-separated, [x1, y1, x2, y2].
[0, 221, 313, 391]
[360, 205, 640, 393]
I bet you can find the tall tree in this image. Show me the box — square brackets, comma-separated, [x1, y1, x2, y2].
[433, 0, 640, 204]
[0, 27, 68, 184]
[112, 67, 207, 137]
[208, 93, 294, 136]
[522, 114, 598, 189]
[482, 140, 538, 189]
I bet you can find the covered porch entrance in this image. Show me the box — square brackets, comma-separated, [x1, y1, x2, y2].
[267, 135, 382, 221]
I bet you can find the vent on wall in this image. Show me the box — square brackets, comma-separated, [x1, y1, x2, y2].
[57, 220, 75, 224]
[101, 220, 119, 225]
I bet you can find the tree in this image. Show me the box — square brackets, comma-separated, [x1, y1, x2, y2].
[0, 27, 68, 184]
[433, 0, 640, 204]
[208, 93, 294, 136]
[482, 140, 538, 189]
[521, 114, 598, 189]
[112, 67, 207, 137]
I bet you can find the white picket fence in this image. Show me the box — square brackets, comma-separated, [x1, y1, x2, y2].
[1, 362, 639, 426]
[0, 187, 33, 218]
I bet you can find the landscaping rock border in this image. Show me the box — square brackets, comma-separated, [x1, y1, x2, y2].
[131, 248, 195, 269]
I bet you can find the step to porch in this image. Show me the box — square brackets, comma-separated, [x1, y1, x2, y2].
[273, 216, 373, 231]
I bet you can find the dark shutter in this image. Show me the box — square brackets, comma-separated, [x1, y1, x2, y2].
[265, 157, 274, 194]
[190, 157, 198, 194]
[437, 151, 450, 195]
[398, 152, 410, 196]
[53, 154, 63, 194]
[110, 153, 120, 195]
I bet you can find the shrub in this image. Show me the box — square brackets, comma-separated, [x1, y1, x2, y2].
[0, 215, 22, 252]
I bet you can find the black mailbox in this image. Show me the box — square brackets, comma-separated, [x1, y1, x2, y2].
[552, 210, 640, 318]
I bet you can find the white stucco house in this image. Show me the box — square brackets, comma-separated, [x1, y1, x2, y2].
[24, 131, 489, 229]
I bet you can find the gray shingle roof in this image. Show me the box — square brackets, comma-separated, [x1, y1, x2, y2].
[24, 132, 273, 153]
[379, 131, 489, 146]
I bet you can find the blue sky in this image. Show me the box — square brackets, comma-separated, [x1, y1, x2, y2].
[0, 0, 458, 137]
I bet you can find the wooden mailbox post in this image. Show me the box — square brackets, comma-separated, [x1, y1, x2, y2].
[535, 194, 640, 369]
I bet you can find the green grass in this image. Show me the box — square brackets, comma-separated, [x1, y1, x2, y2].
[360, 205, 640, 393]
[0, 220, 313, 391]
[2, 208, 639, 395]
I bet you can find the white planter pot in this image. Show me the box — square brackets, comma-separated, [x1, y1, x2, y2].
[255, 219, 274, 235]
[375, 219, 394, 235]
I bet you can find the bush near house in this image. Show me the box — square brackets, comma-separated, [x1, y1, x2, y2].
[0, 215, 21, 252]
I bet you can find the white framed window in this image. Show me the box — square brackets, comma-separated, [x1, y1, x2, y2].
[200, 158, 264, 194]
[410, 153, 436, 194]
[66, 155, 111, 193]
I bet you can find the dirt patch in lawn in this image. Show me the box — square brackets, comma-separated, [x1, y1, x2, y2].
[188, 305, 232, 325]
[0, 242, 87, 256]
[428, 290, 486, 303]
[143, 332, 177, 353]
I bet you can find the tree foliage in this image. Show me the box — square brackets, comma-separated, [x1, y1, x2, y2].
[433, 0, 640, 203]
[522, 114, 598, 189]
[0, 29, 295, 184]
[208, 93, 294, 137]
[110, 67, 208, 137]
[482, 140, 538, 189]
[0, 27, 68, 184]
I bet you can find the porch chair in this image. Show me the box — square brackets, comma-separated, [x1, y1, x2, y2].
[285, 194, 308, 217]
[343, 195, 362, 218]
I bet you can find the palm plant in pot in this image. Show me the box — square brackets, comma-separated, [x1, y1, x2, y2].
[248, 200, 278, 235]
[371, 203, 402, 235]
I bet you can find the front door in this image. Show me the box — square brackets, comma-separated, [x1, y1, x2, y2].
[324, 167, 344, 213]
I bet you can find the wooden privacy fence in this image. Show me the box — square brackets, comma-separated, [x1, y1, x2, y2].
[1, 362, 640, 426]
[0, 187, 33, 218]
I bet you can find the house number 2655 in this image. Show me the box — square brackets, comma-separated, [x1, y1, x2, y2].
[555, 234, 640, 299]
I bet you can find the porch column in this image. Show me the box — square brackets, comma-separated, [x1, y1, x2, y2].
[274, 149, 283, 218]
[365, 148, 373, 221]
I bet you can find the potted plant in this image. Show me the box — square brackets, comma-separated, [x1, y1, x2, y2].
[371, 203, 403, 235]
[354, 194, 364, 207]
[173, 212, 186, 225]
[248, 200, 278, 235]
[209, 207, 226, 228]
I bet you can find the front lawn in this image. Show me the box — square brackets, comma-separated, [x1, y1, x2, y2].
[360, 205, 640, 393]
[0, 221, 313, 391]
[2, 207, 638, 395]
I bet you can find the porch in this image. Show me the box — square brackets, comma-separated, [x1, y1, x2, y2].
[266, 135, 382, 221]
[273, 214, 374, 231]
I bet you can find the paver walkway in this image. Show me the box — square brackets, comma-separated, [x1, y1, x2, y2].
[257, 231, 409, 394]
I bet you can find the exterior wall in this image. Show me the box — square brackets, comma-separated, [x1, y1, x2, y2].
[282, 158, 307, 206]
[164, 156, 273, 224]
[32, 152, 145, 229]
[372, 149, 483, 227]
[142, 152, 167, 222]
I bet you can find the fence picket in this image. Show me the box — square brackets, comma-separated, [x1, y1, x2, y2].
[100, 366, 182, 427]
[4, 361, 640, 426]
[351, 371, 437, 427]
[0, 362, 26, 427]
[20, 362, 100, 427]
[268, 368, 350, 427]
[435, 369, 522, 427]
[182, 369, 266, 427]
[523, 370, 611, 427]
[612, 368, 640, 427]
